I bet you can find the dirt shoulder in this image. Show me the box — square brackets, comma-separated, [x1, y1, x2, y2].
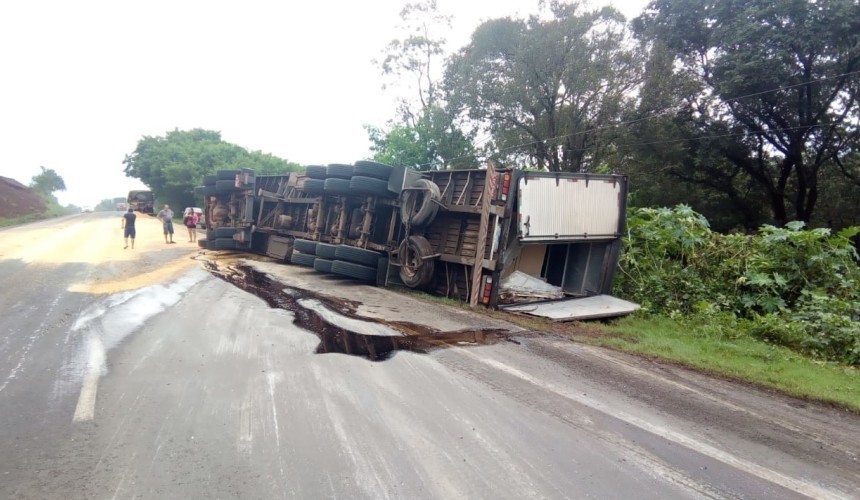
[0, 176, 46, 218]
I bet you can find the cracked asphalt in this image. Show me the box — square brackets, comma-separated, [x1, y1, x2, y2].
[1, 213, 858, 499]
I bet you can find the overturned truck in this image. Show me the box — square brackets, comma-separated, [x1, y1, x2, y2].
[195, 162, 637, 320]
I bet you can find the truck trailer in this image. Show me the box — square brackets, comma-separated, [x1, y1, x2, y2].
[127, 190, 154, 214]
[194, 162, 638, 321]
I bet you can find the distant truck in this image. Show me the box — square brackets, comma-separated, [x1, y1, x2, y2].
[195, 164, 637, 320]
[127, 190, 154, 214]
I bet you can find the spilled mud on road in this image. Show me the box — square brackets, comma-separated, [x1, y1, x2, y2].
[204, 261, 520, 361]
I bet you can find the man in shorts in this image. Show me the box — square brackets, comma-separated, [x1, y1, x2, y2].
[121, 207, 136, 249]
[157, 204, 176, 244]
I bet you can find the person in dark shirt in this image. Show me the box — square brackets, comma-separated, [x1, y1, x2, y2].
[122, 208, 137, 249]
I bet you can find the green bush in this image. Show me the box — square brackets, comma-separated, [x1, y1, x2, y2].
[616, 205, 860, 364]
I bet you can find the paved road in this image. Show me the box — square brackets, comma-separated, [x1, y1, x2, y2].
[1, 213, 858, 499]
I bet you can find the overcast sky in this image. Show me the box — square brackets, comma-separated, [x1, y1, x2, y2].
[0, 0, 648, 207]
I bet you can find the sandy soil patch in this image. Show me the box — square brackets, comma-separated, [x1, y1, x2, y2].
[0, 213, 201, 294]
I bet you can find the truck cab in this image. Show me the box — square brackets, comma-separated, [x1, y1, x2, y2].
[127, 190, 154, 214]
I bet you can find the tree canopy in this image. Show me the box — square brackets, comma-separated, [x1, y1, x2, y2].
[366, 105, 476, 170]
[446, 2, 640, 172]
[123, 129, 301, 210]
[364, 0, 860, 229]
[30, 167, 66, 195]
[629, 0, 860, 227]
[368, 0, 478, 170]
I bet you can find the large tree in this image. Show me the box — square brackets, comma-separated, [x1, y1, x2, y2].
[445, 2, 640, 172]
[30, 166, 66, 195]
[368, 1, 478, 170]
[632, 0, 860, 226]
[123, 129, 300, 209]
[366, 105, 476, 170]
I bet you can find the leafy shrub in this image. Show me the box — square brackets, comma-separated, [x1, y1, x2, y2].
[616, 205, 860, 364]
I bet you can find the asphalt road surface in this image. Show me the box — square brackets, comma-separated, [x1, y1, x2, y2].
[1, 213, 858, 499]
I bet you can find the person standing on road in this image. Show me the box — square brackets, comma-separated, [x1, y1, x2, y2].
[183, 208, 199, 243]
[121, 207, 136, 249]
[157, 204, 176, 244]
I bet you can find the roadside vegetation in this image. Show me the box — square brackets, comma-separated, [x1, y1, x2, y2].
[0, 167, 76, 228]
[122, 129, 302, 212]
[415, 290, 859, 412]
[616, 206, 859, 366]
[601, 316, 859, 412]
[0, 196, 73, 228]
[461, 207, 858, 412]
[605, 206, 859, 410]
[405, 205, 860, 411]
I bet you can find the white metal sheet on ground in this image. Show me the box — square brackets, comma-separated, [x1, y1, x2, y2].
[518, 175, 622, 241]
[502, 295, 640, 321]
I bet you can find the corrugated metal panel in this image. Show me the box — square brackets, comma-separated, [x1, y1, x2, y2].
[518, 175, 622, 242]
[501, 295, 640, 321]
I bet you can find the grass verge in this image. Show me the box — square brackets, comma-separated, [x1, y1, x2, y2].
[0, 197, 74, 228]
[598, 316, 859, 412]
[401, 290, 859, 412]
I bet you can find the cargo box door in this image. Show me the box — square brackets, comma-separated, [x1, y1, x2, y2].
[518, 175, 623, 242]
[500, 295, 639, 321]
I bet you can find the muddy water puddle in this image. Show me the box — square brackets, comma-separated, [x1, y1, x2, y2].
[205, 262, 518, 361]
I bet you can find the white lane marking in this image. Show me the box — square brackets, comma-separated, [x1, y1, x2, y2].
[73, 335, 105, 422]
[238, 390, 253, 455]
[267, 372, 282, 448]
[67, 270, 207, 422]
[266, 368, 289, 497]
[73, 372, 100, 422]
[458, 349, 850, 500]
[110, 476, 125, 500]
[0, 295, 62, 394]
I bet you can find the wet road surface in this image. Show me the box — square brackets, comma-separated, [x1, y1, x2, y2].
[1, 213, 859, 499]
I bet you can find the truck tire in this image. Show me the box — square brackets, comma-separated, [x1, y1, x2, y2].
[313, 258, 334, 273]
[315, 242, 338, 259]
[353, 161, 393, 180]
[203, 174, 217, 186]
[215, 180, 238, 192]
[305, 165, 327, 179]
[326, 164, 354, 179]
[398, 235, 435, 289]
[401, 178, 441, 227]
[203, 186, 219, 197]
[197, 238, 208, 248]
[209, 238, 240, 250]
[323, 178, 351, 195]
[293, 238, 317, 254]
[290, 251, 316, 267]
[331, 260, 377, 282]
[303, 178, 325, 195]
[216, 169, 239, 181]
[334, 245, 382, 267]
[349, 176, 391, 197]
